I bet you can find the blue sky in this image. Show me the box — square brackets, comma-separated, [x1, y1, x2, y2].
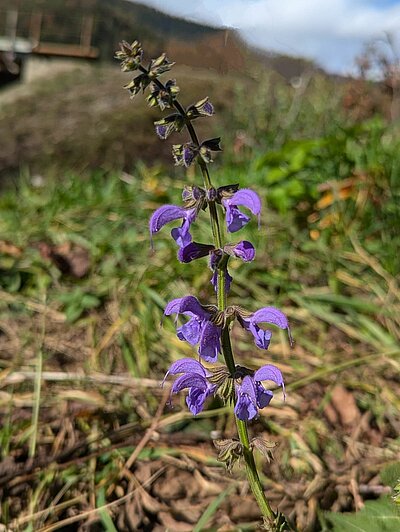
[134, 0, 400, 73]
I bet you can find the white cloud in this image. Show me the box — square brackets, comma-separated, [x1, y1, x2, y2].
[134, 0, 400, 73]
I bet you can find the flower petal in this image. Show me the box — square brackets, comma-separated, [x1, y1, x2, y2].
[232, 241, 255, 262]
[177, 317, 202, 345]
[149, 204, 185, 235]
[171, 224, 192, 248]
[254, 364, 285, 390]
[225, 205, 250, 233]
[210, 269, 233, 294]
[252, 307, 289, 329]
[234, 377, 258, 421]
[186, 387, 209, 415]
[178, 242, 214, 263]
[166, 358, 207, 378]
[255, 383, 273, 408]
[230, 189, 261, 216]
[241, 320, 272, 349]
[199, 321, 221, 362]
[164, 296, 210, 320]
[234, 394, 258, 420]
[240, 375, 257, 403]
[171, 373, 208, 394]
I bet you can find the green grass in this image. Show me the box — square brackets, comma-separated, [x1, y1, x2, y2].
[1, 61, 400, 529]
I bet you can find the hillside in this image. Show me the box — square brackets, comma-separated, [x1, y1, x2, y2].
[0, 0, 320, 75]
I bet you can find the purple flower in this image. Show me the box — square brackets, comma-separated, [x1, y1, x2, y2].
[149, 204, 197, 248]
[228, 240, 256, 262]
[172, 143, 199, 167]
[187, 97, 215, 119]
[163, 358, 214, 415]
[238, 306, 291, 350]
[155, 123, 171, 140]
[154, 114, 184, 140]
[178, 242, 214, 263]
[164, 296, 221, 362]
[222, 189, 261, 233]
[234, 364, 284, 421]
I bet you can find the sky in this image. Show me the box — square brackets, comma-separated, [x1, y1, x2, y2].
[133, 0, 400, 74]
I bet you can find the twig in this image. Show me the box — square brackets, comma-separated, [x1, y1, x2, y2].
[1, 370, 167, 389]
[35, 466, 167, 532]
[121, 385, 170, 474]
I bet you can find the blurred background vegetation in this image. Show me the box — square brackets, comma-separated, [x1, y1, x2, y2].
[0, 1, 399, 530]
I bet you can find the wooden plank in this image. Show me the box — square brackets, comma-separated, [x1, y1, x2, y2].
[32, 42, 99, 59]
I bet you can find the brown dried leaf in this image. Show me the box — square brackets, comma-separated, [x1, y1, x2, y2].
[0, 241, 22, 257]
[330, 385, 361, 426]
[36, 241, 90, 278]
[158, 511, 193, 531]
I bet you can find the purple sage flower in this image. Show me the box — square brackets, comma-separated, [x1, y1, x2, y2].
[234, 364, 284, 421]
[238, 307, 292, 350]
[149, 204, 197, 248]
[164, 296, 221, 362]
[163, 358, 215, 415]
[228, 240, 256, 262]
[209, 241, 255, 293]
[222, 189, 261, 233]
[178, 242, 215, 263]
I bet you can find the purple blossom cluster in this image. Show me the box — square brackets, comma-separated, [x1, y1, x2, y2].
[149, 187, 261, 292]
[116, 40, 289, 423]
[162, 295, 290, 420]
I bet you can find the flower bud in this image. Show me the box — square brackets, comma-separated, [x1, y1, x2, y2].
[187, 97, 214, 118]
[115, 40, 143, 71]
[124, 73, 150, 98]
[154, 114, 184, 139]
[149, 53, 175, 78]
[172, 143, 198, 167]
[147, 80, 179, 110]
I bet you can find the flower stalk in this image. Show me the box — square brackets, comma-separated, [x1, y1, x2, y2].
[117, 40, 291, 529]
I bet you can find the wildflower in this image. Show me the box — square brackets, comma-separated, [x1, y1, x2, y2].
[178, 242, 215, 263]
[164, 296, 221, 362]
[221, 188, 261, 233]
[234, 364, 285, 421]
[199, 137, 222, 164]
[237, 306, 292, 350]
[115, 40, 143, 71]
[172, 143, 198, 167]
[124, 73, 150, 97]
[163, 358, 215, 415]
[147, 79, 179, 110]
[178, 240, 255, 266]
[172, 138, 222, 167]
[209, 241, 255, 293]
[149, 204, 197, 248]
[148, 53, 174, 78]
[154, 114, 185, 139]
[186, 97, 215, 119]
[225, 240, 256, 262]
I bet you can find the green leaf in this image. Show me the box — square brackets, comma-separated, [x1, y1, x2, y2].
[381, 462, 400, 489]
[325, 497, 400, 532]
[96, 486, 118, 532]
[193, 485, 235, 532]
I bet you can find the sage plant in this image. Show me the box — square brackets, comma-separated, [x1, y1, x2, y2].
[116, 40, 292, 530]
